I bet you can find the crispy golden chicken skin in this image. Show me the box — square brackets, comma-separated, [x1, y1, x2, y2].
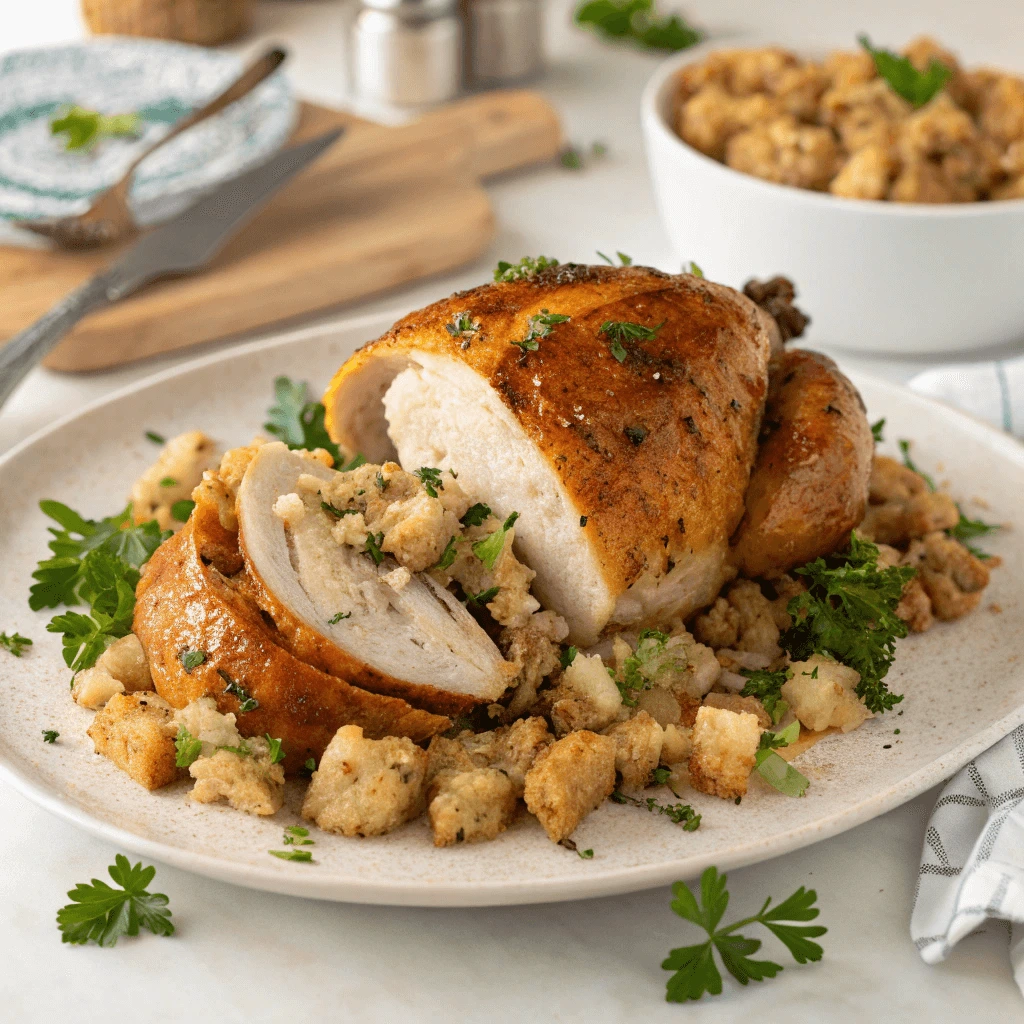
[133, 501, 449, 772]
[324, 265, 776, 645]
[730, 348, 873, 578]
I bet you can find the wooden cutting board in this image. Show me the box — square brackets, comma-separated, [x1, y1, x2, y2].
[0, 90, 562, 371]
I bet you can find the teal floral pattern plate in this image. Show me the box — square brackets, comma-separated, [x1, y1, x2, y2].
[0, 39, 295, 225]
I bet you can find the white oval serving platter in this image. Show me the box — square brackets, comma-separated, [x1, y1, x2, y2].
[0, 313, 1021, 907]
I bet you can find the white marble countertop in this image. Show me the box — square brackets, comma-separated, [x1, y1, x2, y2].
[2, 1, 1022, 1019]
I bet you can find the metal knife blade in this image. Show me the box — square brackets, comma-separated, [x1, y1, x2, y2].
[106, 128, 345, 299]
[0, 128, 344, 409]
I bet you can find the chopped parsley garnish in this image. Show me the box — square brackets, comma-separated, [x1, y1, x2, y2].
[560, 645, 578, 670]
[464, 586, 500, 607]
[283, 825, 313, 846]
[435, 535, 459, 571]
[178, 649, 206, 673]
[575, 0, 701, 51]
[217, 742, 253, 758]
[159, 477, 177, 488]
[597, 250, 633, 266]
[512, 310, 571, 354]
[364, 531, 386, 565]
[327, 611, 351, 624]
[662, 866, 825, 1001]
[624, 425, 649, 446]
[321, 500, 359, 519]
[42, 729, 59, 744]
[580, 515, 588, 527]
[615, 628, 682, 707]
[144, 431, 165, 445]
[754, 721, 809, 797]
[265, 735, 286, 765]
[858, 35, 952, 108]
[170, 500, 195, 523]
[578, 847, 595, 859]
[493, 256, 560, 282]
[599, 319, 663, 362]
[375, 471, 390, 492]
[264, 376, 346, 467]
[445, 311, 481, 338]
[0, 631, 33, 657]
[57, 855, 174, 947]
[687, 261, 704, 278]
[50, 105, 141, 151]
[739, 668, 790, 725]
[611, 789, 701, 830]
[218, 670, 259, 713]
[871, 418, 886, 443]
[269, 849, 314, 863]
[472, 511, 519, 571]
[174, 725, 203, 768]
[560, 141, 609, 170]
[651, 766, 672, 786]
[897, 438, 936, 490]
[781, 533, 916, 713]
[414, 467, 444, 497]
[461, 502, 492, 527]
[302, 757, 317, 776]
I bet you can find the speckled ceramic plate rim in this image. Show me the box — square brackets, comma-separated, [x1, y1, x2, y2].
[1, 313, 1022, 908]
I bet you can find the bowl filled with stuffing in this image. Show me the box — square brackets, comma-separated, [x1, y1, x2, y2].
[641, 35, 1024, 355]
[1, 260, 1021, 906]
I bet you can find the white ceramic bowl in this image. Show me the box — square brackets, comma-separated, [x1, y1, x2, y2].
[641, 50, 1024, 356]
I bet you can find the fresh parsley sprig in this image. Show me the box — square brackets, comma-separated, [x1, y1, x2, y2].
[871, 418, 886, 443]
[57, 855, 174, 947]
[51, 105, 141, 151]
[493, 256, 560, 282]
[947, 508, 1001, 558]
[897, 438, 936, 491]
[576, 0, 701, 52]
[663, 867, 825, 1001]
[414, 467, 444, 498]
[858, 35, 952, 108]
[782, 533, 915, 713]
[265, 376, 364, 471]
[739, 668, 790, 725]
[0, 631, 32, 657]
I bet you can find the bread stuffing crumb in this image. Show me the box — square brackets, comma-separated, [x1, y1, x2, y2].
[688, 705, 760, 800]
[87, 692, 178, 790]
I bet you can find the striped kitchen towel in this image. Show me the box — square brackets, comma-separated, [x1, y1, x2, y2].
[910, 725, 1024, 995]
[909, 357, 1024, 438]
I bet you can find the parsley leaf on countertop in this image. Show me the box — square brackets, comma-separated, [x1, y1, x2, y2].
[859, 35, 952, 108]
[663, 866, 825, 1001]
[57, 854, 174, 947]
[0, 631, 33, 657]
[575, 0, 701, 51]
[781, 533, 916, 713]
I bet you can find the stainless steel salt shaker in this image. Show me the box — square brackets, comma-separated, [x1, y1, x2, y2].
[465, 0, 543, 86]
[352, 0, 462, 107]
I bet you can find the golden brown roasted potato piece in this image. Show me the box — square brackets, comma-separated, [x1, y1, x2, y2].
[133, 500, 449, 773]
[730, 349, 873, 578]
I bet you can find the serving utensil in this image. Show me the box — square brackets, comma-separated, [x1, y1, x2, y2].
[13, 47, 287, 250]
[0, 128, 343, 409]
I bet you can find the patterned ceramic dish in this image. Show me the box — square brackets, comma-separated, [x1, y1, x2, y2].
[0, 314, 1021, 908]
[0, 39, 295, 226]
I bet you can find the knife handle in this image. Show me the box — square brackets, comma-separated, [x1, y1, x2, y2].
[0, 276, 112, 410]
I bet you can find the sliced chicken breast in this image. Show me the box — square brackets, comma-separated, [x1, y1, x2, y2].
[236, 443, 516, 716]
[323, 264, 775, 645]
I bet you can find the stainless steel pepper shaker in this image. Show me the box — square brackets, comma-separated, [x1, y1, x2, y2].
[352, 0, 462, 108]
[465, 0, 543, 86]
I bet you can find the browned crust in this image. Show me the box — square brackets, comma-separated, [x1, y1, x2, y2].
[235, 534, 493, 718]
[324, 265, 774, 596]
[133, 503, 449, 771]
[730, 348, 873, 579]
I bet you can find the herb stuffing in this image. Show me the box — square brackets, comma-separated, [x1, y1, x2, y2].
[662, 866, 825, 1001]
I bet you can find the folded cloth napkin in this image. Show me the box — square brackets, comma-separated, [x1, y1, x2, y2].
[909, 357, 1024, 991]
[910, 726, 1024, 994]
[909, 357, 1023, 438]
